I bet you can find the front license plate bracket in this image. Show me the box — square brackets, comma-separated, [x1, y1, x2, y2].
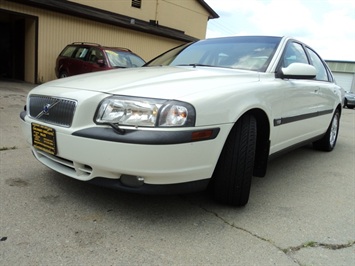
[31, 123, 57, 155]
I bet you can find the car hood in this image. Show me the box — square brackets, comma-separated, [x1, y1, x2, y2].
[37, 66, 260, 99]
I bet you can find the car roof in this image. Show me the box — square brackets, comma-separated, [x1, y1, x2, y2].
[68, 42, 132, 52]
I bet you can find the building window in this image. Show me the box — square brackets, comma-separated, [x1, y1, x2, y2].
[132, 0, 141, 8]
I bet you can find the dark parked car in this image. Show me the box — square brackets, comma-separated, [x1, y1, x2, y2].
[344, 91, 355, 109]
[55, 42, 145, 78]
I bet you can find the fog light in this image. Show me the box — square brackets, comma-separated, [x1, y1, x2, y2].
[120, 174, 144, 187]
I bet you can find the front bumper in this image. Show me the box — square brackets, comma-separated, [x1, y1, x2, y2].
[88, 177, 210, 195]
[21, 112, 232, 192]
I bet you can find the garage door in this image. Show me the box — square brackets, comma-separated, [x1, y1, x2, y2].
[333, 72, 354, 92]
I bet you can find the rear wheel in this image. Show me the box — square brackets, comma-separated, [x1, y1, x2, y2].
[210, 114, 257, 206]
[313, 109, 340, 151]
[59, 71, 68, 78]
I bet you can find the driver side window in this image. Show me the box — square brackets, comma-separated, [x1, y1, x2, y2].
[87, 48, 104, 64]
[282, 42, 308, 67]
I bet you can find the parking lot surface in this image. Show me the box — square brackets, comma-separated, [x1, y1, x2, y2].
[0, 80, 354, 265]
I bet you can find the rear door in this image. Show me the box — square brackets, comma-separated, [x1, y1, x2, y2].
[305, 46, 338, 127]
[69, 47, 89, 76]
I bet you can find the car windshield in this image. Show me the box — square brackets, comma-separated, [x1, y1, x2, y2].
[105, 50, 145, 68]
[146, 36, 282, 72]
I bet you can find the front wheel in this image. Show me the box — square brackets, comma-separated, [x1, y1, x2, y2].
[210, 114, 257, 206]
[313, 109, 340, 151]
[343, 99, 348, 108]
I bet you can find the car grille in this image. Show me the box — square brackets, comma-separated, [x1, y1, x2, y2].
[29, 95, 77, 127]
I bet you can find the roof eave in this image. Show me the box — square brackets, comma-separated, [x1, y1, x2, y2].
[6, 0, 199, 42]
[196, 0, 219, 19]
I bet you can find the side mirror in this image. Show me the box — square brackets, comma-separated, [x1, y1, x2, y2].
[277, 63, 316, 79]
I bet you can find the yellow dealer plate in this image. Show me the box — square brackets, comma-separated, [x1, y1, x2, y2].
[31, 123, 57, 155]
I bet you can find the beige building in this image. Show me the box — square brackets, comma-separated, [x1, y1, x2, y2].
[0, 0, 218, 83]
[326, 60, 355, 93]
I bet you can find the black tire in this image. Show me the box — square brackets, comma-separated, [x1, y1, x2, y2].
[313, 109, 340, 151]
[59, 71, 68, 78]
[210, 114, 257, 206]
[343, 99, 348, 108]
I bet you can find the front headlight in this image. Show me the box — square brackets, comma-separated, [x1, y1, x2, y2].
[95, 96, 195, 127]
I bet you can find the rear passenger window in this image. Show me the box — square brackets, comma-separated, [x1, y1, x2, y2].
[306, 48, 329, 81]
[74, 48, 89, 60]
[60, 46, 76, 57]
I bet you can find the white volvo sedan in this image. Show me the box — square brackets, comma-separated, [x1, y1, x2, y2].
[20, 36, 343, 206]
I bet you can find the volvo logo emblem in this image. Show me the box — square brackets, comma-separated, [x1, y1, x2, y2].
[43, 104, 51, 115]
[36, 100, 60, 118]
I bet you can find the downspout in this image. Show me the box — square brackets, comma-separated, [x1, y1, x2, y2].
[155, 0, 159, 23]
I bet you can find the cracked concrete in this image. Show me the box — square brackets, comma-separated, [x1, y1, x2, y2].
[284, 240, 355, 253]
[186, 200, 355, 265]
[1, 81, 354, 265]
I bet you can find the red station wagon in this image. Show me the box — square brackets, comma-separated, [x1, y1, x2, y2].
[55, 42, 146, 78]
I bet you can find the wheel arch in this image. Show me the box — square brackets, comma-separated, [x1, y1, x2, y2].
[58, 62, 70, 76]
[337, 103, 342, 116]
[59, 68, 69, 78]
[245, 108, 270, 177]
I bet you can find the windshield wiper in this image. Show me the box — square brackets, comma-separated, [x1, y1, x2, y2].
[176, 63, 216, 68]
